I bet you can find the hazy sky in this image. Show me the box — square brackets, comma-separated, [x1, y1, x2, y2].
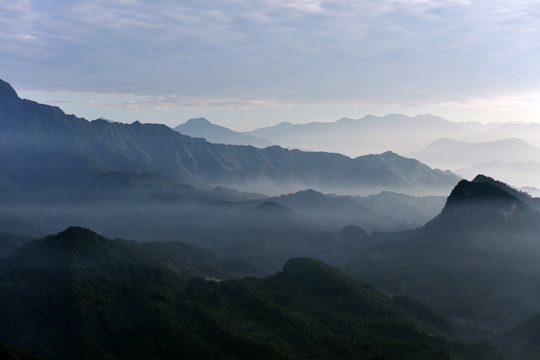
[2, 0, 540, 130]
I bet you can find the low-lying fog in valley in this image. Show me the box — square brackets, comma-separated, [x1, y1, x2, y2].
[3, 0, 540, 354]
[2, 77, 540, 359]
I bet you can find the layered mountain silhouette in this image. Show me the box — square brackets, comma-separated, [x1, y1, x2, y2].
[481, 122, 540, 148]
[348, 175, 540, 331]
[409, 137, 540, 170]
[174, 117, 273, 147]
[0, 227, 501, 359]
[244, 114, 478, 156]
[0, 79, 459, 200]
[269, 189, 445, 231]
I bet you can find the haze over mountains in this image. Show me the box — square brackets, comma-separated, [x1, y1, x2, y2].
[3, 78, 540, 359]
[175, 115, 540, 191]
[0, 79, 458, 199]
[174, 117, 273, 148]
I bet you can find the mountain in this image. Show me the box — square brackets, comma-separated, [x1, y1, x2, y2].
[174, 117, 273, 147]
[0, 79, 460, 201]
[481, 122, 540, 148]
[270, 189, 445, 231]
[0, 229, 502, 359]
[348, 176, 540, 331]
[245, 114, 478, 157]
[469, 174, 540, 212]
[409, 137, 540, 171]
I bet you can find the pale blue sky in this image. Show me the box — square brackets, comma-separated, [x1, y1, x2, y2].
[2, 0, 540, 130]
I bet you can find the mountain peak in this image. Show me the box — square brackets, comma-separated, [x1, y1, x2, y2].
[185, 117, 211, 125]
[43, 226, 110, 254]
[426, 178, 539, 231]
[0, 79, 19, 100]
[446, 179, 517, 204]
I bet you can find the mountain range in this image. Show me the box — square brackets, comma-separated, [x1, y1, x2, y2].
[408, 138, 540, 189]
[3, 77, 540, 359]
[0, 79, 459, 199]
[409, 137, 540, 170]
[242, 114, 479, 156]
[174, 115, 540, 190]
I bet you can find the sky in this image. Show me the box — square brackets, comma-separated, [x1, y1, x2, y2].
[1, 0, 540, 131]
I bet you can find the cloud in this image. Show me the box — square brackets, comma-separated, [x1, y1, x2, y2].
[2, 0, 540, 114]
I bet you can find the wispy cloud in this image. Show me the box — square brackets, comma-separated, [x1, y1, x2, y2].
[2, 0, 540, 117]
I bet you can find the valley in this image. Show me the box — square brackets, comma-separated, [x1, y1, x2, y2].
[1, 79, 539, 359]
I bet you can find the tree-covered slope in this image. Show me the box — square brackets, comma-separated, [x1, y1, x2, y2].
[348, 178, 540, 331]
[0, 228, 501, 360]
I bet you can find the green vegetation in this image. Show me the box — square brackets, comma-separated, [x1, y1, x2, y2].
[0, 228, 500, 359]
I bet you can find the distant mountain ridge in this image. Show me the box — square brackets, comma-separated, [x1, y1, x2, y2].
[410, 137, 540, 170]
[0, 78, 460, 200]
[174, 117, 273, 147]
[244, 113, 479, 156]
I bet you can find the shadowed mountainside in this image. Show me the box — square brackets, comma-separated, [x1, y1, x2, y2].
[0, 228, 502, 359]
[348, 176, 540, 332]
[0, 79, 460, 201]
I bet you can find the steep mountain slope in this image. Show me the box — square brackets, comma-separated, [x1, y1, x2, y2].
[174, 117, 273, 147]
[245, 114, 478, 156]
[469, 174, 540, 211]
[0, 79, 459, 200]
[0, 229, 501, 359]
[348, 177, 540, 331]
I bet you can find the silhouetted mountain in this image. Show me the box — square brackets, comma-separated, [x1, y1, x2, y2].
[245, 114, 478, 156]
[348, 177, 540, 331]
[174, 117, 273, 147]
[470, 174, 540, 211]
[0, 233, 502, 359]
[0, 79, 460, 200]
